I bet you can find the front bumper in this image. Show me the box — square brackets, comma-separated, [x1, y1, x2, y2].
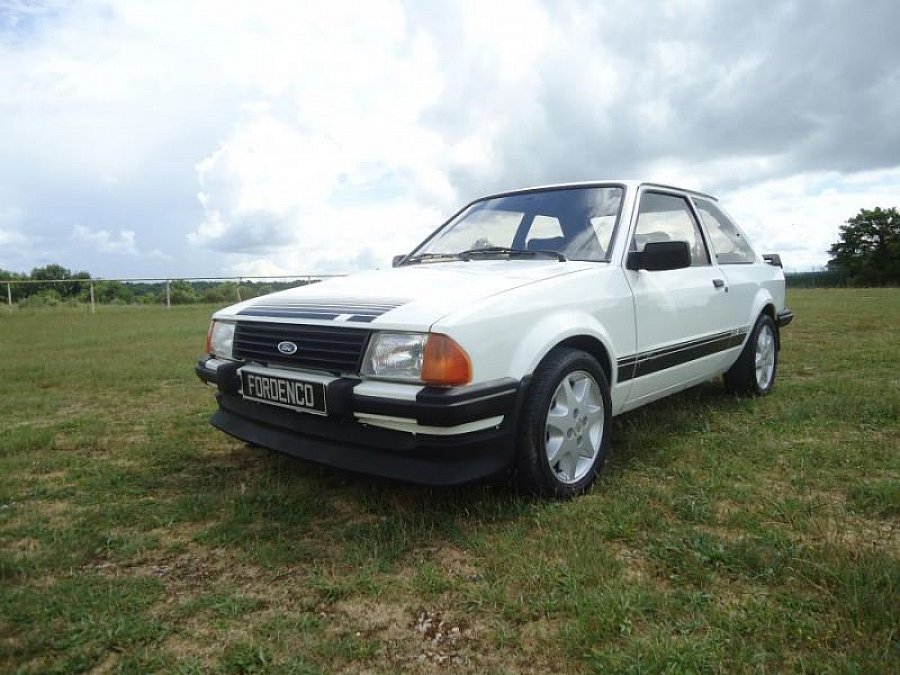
[195, 357, 526, 485]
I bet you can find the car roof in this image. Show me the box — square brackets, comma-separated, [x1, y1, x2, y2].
[480, 180, 718, 202]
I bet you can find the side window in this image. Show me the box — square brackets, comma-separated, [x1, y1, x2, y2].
[693, 199, 757, 264]
[632, 192, 710, 266]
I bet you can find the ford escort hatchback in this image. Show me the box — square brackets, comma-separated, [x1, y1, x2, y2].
[196, 181, 793, 497]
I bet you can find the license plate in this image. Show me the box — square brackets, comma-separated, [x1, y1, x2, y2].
[240, 370, 328, 416]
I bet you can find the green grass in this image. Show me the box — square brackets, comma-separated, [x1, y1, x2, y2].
[1, 291, 898, 673]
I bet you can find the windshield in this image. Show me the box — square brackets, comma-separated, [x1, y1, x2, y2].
[407, 186, 624, 263]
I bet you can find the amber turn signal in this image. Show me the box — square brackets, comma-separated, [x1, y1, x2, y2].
[205, 321, 215, 355]
[421, 334, 472, 386]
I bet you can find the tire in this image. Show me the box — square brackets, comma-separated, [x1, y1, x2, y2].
[515, 348, 612, 498]
[724, 313, 778, 396]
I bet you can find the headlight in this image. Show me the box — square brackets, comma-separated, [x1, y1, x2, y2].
[361, 332, 471, 386]
[361, 332, 427, 381]
[206, 320, 236, 359]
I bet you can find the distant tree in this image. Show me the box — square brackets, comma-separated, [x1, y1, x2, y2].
[167, 279, 199, 304]
[30, 264, 91, 298]
[0, 268, 27, 302]
[827, 207, 900, 285]
[200, 283, 241, 304]
[30, 263, 72, 281]
[92, 280, 134, 304]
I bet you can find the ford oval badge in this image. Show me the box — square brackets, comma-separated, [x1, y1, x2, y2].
[277, 341, 298, 355]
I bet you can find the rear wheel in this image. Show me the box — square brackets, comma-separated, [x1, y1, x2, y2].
[516, 348, 611, 497]
[724, 313, 778, 396]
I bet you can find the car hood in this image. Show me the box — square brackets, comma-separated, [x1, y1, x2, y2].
[216, 260, 596, 330]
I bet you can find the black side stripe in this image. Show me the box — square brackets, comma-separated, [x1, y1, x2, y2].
[616, 327, 748, 382]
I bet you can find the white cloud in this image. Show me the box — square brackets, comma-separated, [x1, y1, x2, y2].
[722, 167, 900, 271]
[147, 249, 174, 262]
[0, 205, 25, 241]
[71, 225, 138, 255]
[0, 206, 28, 268]
[214, 197, 443, 276]
[185, 2, 451, 272]
[1, 0, 898, 277]
[188, 107, 449, 271]
[0, 228, 26, 249]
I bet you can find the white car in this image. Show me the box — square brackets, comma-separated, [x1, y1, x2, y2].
[197, 181, 793, 496]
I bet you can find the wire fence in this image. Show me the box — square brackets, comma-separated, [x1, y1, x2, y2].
[3, 274, 346, 314]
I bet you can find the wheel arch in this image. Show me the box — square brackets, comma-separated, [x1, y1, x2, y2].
[759, 301, 779, 350]
[553, 335, 613, 386]
[749, 289, 779, 350]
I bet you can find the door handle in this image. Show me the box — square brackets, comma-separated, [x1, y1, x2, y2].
[713, 278, 725, 289]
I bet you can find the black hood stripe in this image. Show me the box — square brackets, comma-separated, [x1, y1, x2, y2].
[238, 297, 410, 323]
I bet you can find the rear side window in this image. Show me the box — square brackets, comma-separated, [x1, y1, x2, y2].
[632, 192, 710, 266]
[693, 198, 757, 264]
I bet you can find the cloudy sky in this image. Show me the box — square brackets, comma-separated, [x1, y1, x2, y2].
[1, 0, 898, 278]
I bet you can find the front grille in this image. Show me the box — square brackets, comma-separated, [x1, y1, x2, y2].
[233, 321, 371, 374]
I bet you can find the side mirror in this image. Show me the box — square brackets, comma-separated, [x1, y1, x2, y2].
[627, 241, 691, 271]
[392, 254, 406, 267]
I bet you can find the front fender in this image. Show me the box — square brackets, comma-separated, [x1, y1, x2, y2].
[508, 309, 617, 382]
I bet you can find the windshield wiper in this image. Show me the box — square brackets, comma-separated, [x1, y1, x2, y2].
[458, 246, 567, 262]
[402, 247, 567, 265]
[400, 252, 465, 265]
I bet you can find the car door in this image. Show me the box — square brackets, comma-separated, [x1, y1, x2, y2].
[622, 189, 736, 406]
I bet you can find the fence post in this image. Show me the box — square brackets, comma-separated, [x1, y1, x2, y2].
[6, 282, 11, 311]
[165, 280, 171, 308]
[236, 278, 242, 302]
[89, 282, 95, 315]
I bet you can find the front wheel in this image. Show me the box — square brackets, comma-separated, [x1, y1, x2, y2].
[724, 313, 778, 396]
[516, 348, 611, 498]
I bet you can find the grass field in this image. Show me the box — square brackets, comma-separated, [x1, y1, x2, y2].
[1, 289, 897, 673]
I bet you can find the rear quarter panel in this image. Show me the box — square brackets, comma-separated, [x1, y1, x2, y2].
[719, 261, 786, 372]
[720, 262, 785, 326]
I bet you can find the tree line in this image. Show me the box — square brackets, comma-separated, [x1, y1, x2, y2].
[0, 264, 312, 308]
[826, 207, 899, 286]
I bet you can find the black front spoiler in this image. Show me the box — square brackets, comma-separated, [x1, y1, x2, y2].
[197, 357, 527, 485]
